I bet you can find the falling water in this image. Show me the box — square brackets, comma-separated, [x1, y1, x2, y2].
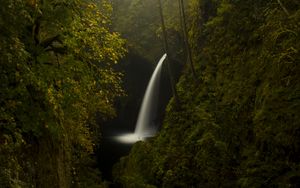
[135, 53, 166, 135]
[115, 53, 167, 144]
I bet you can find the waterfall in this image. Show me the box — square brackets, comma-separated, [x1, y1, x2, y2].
[135, 53, 166, 136]
[115, 54, 167, 144]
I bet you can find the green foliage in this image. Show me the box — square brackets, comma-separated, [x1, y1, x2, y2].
[0, 0, 125, 187]
[113, 142, 157, 188]
[114, 0, 300, 187]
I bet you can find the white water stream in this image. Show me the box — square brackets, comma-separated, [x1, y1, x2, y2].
[115, 54, 167, 144]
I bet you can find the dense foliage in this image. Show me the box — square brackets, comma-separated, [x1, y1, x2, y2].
[0, 0, 125, 187]
[113, 0, 300, 187]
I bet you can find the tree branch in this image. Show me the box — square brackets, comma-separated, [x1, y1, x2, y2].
[40, 35, 62, 49]
[277, 0, 290, 16]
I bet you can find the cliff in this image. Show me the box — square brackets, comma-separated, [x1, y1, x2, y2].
[113, 0, 300, 187]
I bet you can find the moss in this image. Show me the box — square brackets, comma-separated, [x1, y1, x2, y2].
[114, 0, 300, 187]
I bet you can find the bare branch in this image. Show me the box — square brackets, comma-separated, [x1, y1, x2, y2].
[277, 0, 290, 16]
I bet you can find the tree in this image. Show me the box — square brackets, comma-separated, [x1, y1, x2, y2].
[0, 0, 125, 186]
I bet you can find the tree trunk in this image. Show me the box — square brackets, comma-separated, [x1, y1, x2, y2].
[157, 0, 179, 105]
[178, 0, 197, 80]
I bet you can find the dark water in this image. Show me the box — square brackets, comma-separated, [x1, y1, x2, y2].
[98, 133, 133, 180]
